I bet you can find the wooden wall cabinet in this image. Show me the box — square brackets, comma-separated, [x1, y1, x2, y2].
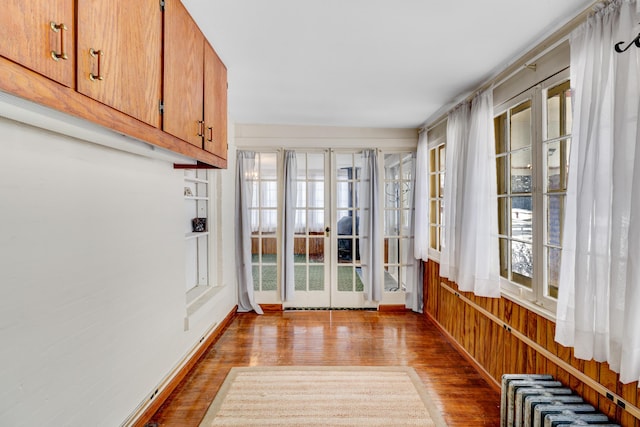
[0, 0, 227, 168]
[77, 0, 163, 128]
[164, 0, 228, 161]
[1, 0, 75, 88]
[204, 43, 228, 160]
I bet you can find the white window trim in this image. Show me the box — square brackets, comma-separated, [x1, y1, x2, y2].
[494, 69, 570, 316]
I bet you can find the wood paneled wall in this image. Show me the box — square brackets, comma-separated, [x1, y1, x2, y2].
[423, 259, 640, 427]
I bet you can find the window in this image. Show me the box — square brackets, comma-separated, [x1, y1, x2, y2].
[249, 152, 278, 292]
[544, 81, 571, 299]
[383, 152, 416, 292]
[184, 169, 211, 305]
[428, 143, 445, 252]
[494, 77, 571, 310]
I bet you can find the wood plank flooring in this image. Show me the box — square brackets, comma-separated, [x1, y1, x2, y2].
[149, 310, 501, 426]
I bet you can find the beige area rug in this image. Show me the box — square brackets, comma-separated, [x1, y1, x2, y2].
[199, 366, 448, 426]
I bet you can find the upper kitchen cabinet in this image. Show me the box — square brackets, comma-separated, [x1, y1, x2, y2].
[1, 0, 74, 87]
[163, 0, 205, 148]
[164, 0, 228, 160]
[203, 43, 228, 160]
[77, 0, 162, 128]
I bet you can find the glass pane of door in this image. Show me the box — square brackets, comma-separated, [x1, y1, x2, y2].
[284, 151, 331, 307]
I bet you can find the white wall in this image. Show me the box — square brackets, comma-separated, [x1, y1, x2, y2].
[0, 115, 237, 426]
[235, 123, 418, 150]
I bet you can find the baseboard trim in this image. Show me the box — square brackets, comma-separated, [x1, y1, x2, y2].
[127, 305, 238, 427]
[378, 304, 410, 312]
[259, 304, 283, 312]
[423, 310, 501, 394]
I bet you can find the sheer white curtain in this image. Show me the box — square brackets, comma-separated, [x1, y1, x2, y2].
[555, 0, 640, 384]
[281, 151, 297, 302]
[457, 90, 501, 297]
[360, 149, 383, 302]
[439, 102, 470, 282]
[414, 131, 430, 261]
[405, 153, 424, 312]
[235, 151, 263, 314]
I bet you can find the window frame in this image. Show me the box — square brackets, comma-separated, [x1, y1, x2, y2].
[494, 69, 570, 314]
[184, 169, 213, 309]
[427, 132, 446, 261]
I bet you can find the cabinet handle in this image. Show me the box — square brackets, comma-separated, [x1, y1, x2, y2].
[50, 22, 68, 61]
[197, 120, 205, 137]
[207, 126, 213, 142]
[89, 48, 104, 81]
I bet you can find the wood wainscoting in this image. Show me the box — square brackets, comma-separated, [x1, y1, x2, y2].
[423, 259, 640, 427]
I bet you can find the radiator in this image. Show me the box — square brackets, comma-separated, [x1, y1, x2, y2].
[500, 374, 621, 427]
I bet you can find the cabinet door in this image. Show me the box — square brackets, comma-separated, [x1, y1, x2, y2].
[77, 0, 162, 128]
[203, 42, 228, 160]
[1, 0, 74, 87]
[164, 0, 205, 147]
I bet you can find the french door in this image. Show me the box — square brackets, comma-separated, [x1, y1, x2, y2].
[252, 149, 412, 308]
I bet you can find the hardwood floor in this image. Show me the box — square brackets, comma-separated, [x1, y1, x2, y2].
[149, 310, 501, 426]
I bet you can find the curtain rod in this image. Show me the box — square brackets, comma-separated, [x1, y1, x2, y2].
[421, 0, 607, 133]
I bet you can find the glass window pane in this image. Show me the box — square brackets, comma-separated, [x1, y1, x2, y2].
[547, 92, 561, 140]
[252, 265, 259, 291]
[308, 182, 324, 208]
[307, 153, 324, 179]
[308, 266, 324, 291]
[308, 209, 324, 233]
[511, 148, 532, 193]
[261, 238, 277, 262]
[294, 209, 306, 234]
[260, 153, 277, 179]
[385, 154, 400, 177]
[309, 238, 324, 263]
[385, 238, 399, 264]
[251, 237, 259, 262]
[512, 241, 533, 285]
[385, 181, 397, 207]
[336, 182, 351, 208]
[429, 174, 437, 198]
[294, 266, 306, 291]
[250, 182, 259, 207]
[261, 181, 277, 207]
[296, 181, 306, 207]
[430, 226, 438, 250]
[337, 210, 353, 234]
[511, 196, 532, 242]
[496, 155, 508, 195]
[338, 266, 354, 292]
[547, 195, 564, 246]
[336, 154, 354, 173]
[547, 247, 561, 298]
[261, 210, 277, 234]
[429, 149, 437, 172]
[338, 238, 353, 263]
[385, 211, 399, 236]
[250, 209, 259, 232]
[510, 102, 531, 151]
[498, 197, 509, 236]
[296, 153, 307, 179]
[439, 145, 446, 171]
[429, 200, 437, 224]
[494, 113, 508, 155]
[262, 266, 277, 291]
[294, 237, 306, 262]
[499, 238, 509, 279]
[546, 140, 561, 191]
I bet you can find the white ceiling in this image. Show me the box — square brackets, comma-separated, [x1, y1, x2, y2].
[182, 0, 594, 129]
